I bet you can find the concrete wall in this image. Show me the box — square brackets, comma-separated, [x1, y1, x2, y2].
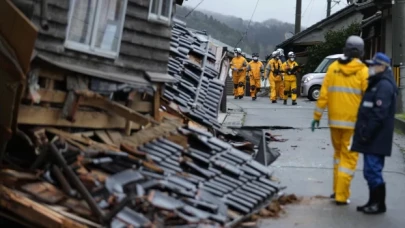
[294, 12, 364, 44]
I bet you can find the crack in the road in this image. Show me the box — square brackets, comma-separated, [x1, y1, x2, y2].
[273, 165, 405, 176]
[237, 126, 330, 130]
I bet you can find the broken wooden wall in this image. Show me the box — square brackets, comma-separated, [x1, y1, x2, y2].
[10, 0, 173, 81]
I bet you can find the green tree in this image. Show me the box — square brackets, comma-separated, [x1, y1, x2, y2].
[304, 23, 361, 74]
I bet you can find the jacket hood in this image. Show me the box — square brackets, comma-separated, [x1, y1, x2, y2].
[337, 57, 366, 76]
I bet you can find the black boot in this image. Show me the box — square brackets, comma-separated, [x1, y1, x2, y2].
[239, 95, 243, 99]
[330, 193, 335, 199]
[363, 183, 386, 214]
[252, 97, 256, 101]
[357, 189, 373, 212]
[272, 100, 277, 103]
[283, 100, 287, 105]
[292, 100, 297, 105]
[234, 96, 238, 99]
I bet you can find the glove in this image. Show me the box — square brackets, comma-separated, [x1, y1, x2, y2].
[233, 67, 238, 71]
[311, 120, 319, 132]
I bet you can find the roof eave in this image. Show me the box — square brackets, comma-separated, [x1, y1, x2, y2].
[277, 3, 374, 48]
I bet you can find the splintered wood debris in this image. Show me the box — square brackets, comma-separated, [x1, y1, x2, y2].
[245, 194, 302, 224]
[0, 122, 282, 227]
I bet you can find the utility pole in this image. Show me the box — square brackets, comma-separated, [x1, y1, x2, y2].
[392, 0, 405, 112]
[295, 0, 302, 34]
[327, 0, 332, 17]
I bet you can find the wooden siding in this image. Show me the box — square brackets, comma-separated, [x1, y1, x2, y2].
[12, 0, 172, 79]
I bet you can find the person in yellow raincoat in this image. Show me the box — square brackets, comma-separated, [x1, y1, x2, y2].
[247, 53, 264, 100]
[311, 36, 369, 205]
[282, 51, 299, 105]
[230, 48, 248, 99]
[265, 51, 284, 103]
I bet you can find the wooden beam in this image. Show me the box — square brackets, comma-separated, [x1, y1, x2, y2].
[106, 130, 123, 146]
[124, 91, 135, 136]
[0, 185, 87, 228]
[46, 128, 119, 151]
[25, 89, 152, 113]
[17, 105, 141, 130]
[76, 91, 158, 126]
[154, 85, 161, 121]
[94, 130, 115, 146]
[39, 68, 65, 81]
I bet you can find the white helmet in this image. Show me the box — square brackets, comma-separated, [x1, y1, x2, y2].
[235, 48, 242, 54]
[272, 51, 279, 58]
[277, 48, 284, 56]
[288, 51, 295, 58]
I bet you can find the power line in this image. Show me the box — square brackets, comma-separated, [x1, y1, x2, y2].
[184, 0, 205, 18]
[305, 0, 315, 25]
[234, 0, 260, 47]
[302, 0, 314, 17]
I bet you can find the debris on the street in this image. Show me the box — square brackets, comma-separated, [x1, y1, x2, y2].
[0, 123, 282, 227]
[265, 132, 288, 142]
[240, 194, 301, 226]
[0, 2, 285, 227]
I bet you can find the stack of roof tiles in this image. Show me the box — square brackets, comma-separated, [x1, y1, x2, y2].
[92, 125, 281, 226]
[2, 123, 282, 227]
[164, 18, 224, 129]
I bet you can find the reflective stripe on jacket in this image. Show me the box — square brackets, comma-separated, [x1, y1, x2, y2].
[313, 58, 369, 129]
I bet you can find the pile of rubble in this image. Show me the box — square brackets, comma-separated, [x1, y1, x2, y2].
[0, 12, 283, 227]
[0, 121, 281, 227]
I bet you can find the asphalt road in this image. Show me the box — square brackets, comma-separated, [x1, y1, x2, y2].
[226, 96, 405, 228]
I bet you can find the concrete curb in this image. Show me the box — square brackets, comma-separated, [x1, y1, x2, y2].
[395, 117, 405, 135]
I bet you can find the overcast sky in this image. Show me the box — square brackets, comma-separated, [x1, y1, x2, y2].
[182, 0, 349, 27]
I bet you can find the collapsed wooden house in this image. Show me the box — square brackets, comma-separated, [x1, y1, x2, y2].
[0, 1, 284, 227]
[8, 0, 186, 132]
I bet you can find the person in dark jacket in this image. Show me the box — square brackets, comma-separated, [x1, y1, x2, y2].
[350, 52, 398, 215]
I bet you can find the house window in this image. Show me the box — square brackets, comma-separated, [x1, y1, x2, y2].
[65, 0, 128, 58]
[148, 0, 173, 24]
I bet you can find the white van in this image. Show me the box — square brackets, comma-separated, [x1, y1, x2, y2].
[301, 54, 344, 101]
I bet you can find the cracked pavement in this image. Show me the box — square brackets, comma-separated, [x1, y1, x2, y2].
[225, 96, 405, 228]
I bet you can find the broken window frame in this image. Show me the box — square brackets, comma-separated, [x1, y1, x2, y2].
[65, 0, 128, 59]
[148, 0, 173, 25]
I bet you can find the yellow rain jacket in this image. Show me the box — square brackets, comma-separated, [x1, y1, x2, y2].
[265, 59, 283, 81]
[282, 60, 299, 81]
[231, 56, 248, 83]
[314, 58, 369, 129]
[247, 61, 264, 79]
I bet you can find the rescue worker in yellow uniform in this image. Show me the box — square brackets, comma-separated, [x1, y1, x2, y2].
[247, 53, 264, 100]
[265, 51, 284, 103]
[230, 48, 248, 99]
[311, 36, 369, 205]
[282, 52, 299, 105]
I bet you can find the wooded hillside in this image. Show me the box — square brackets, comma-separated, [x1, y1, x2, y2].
[175, 6, 297, 57]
